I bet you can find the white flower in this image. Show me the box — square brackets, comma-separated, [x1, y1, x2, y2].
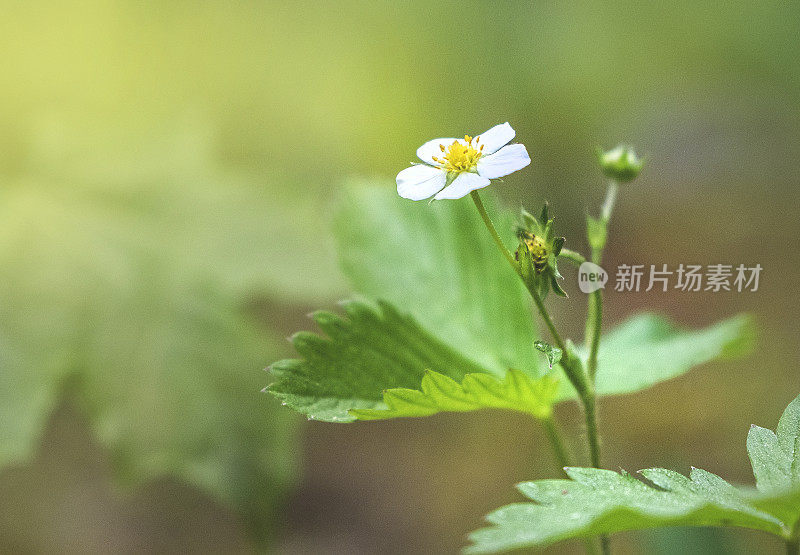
[396, 122, 531, 201]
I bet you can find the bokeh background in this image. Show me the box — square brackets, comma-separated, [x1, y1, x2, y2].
[1, 1, 798, 553]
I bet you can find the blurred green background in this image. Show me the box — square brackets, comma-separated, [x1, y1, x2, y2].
[1, 1, 798, 553]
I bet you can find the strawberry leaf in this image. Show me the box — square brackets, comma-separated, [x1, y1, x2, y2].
[468, 393, 800, 553]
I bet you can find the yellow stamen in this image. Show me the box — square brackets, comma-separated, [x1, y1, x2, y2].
[435, 137, 483, 173]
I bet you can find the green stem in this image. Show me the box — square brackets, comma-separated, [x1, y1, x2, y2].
[541, 415, 572, 472]
[468, 193, 565, 357]
[542, 415, 602, 555]
[591, 181, 618, 555]
[468, 192, 581, 392]
[586, 290, 603, 381]
[469, 192, 603, 474]
[601, 181, 618, 222]
[469, 192, 587, 398]
[469, 191, 520, 274]
[527, 283, 593, 396]
[585, 181, 618, 382]
[527, 284, 568, 354]
[581, 391, 602, 469]
[529, 281, 602, 473]
[559, 247, 587, 266]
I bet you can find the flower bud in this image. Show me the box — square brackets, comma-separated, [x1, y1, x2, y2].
[596, 145, 643, 183]
[516, 205, 568, 298]
[516, 230, 549, 275]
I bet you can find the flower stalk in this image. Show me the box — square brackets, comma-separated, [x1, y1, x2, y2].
[559, 247, 587, 266]
[541, 415, 572, 472]
[469, 191, 603, 473]
[585, 180, 617, 381]
[601, 181, 618, 223]
[469, 191, 520, 272]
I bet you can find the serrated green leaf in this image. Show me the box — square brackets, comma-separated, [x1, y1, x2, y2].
[273, 185, 757, 427]
[274, 186, 573, 424]
[350, 369, 558, 421]
[778, 395, 800, 489]
[748, 425, 792, 494]
[276, 184, 753, 429]
[778, 395, 800, 457]
[335, 186, 752, 404]
[468, 393, 800, 553]
[268, 299, 492, 422]
[557, 313, 755, 400]
[468, 468, 798, 554]
[749, 394, 800, 495]
[335, 184, 542, 377]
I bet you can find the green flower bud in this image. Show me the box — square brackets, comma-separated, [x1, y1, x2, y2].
[516, 204, 569, 298]
[596, 145, 644, 183]
[516, 230, 549, 274]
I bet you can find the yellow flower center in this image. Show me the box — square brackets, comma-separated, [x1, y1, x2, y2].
[432, 135, 484, 173]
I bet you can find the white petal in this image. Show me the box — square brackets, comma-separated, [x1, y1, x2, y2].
[476, 122, 515, 154]
[477, 144, 531, 179]
[416, 137, 458, 165]
[433, 172, 490, 200]
[396, 164, 447, 200]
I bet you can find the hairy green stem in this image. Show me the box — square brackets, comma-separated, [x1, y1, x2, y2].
[585, 181, 618, 382]
[559, 247, 587, 265]
[469, 192, 590, 399]
[541, 417, 601, 555]
[601, 181, 618, 222]
[541, 415, 572, 472]
[588, 406, 607, 555]
[469, 191, 603, 474]
[527, 285, 589, 394]
[581, 392, 602, 469]
[527, 284, 568, 354]
[529, 282, 603, 473]
[470, 191, 520, 273]
[470, 190, 606, 554]
[589, 181, 619, 555]
[585, 291, 603, 381]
